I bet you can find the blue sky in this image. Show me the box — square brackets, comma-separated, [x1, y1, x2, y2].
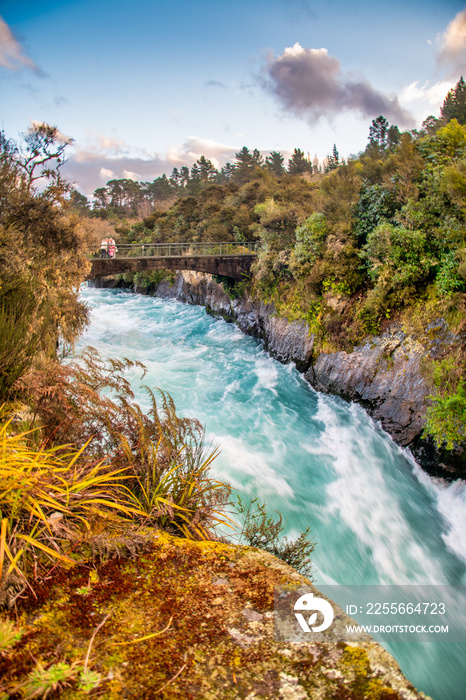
[1, 0, 465, 195]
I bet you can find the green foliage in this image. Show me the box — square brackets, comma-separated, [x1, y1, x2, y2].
[0, 415, 140, 603]
[420, 119, 466, 164]
[16, 123, 72, 197]
[355, 184, 399, 243]
[14, 659, 102, 698]
[319, 160, 362, 238]
[133, 269, 175, 289]
[288, 148, 311, 175]
[255, 197, 298, 251]
[325, 144, 340, 171]
[233, 496, 315, 578]
[78, 668, 102, 693]
[265, 151, 285, 176]
[424, 357, 466, 449]
[0, 281, 49, 397]
[369, 115, 389, 151]
[364, 222, 434, 289]
[213, 273, 250, 299]
[322, 278, 351, 296]
[19, 661, 80, 699]
[435, 251, 465, 296]
[440, 158, 466, 212]
[293, 212, 327, 265]
[0, 126, 89, 400]
[0, 618, 23, 653]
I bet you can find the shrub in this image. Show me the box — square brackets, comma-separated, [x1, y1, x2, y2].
[424, 356, 466, 449]
[293, 212, 327, 265]
[364, 222, 434, 288]
[232, 496, 315, 578]
[435, 251, 465, 296]
[355, 184, 399, 244]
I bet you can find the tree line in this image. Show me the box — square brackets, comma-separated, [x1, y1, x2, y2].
[72, 146, 344, 219]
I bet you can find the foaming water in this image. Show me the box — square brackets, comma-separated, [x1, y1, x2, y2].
[78, 286, 466, 699]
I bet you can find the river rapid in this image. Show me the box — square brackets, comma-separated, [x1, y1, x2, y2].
[78, 286, 466, 700]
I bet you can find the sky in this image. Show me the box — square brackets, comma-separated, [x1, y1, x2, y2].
[1, 0, 466, 196]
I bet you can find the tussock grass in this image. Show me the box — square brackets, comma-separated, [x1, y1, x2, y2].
[0, 417, 139, 604]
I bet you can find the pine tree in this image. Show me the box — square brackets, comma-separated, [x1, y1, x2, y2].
[197, 156, 218, 182]
[170, 167, 180, 188]
[251, 148, 264, 167]
[288, 148, 310, 175]
[441, 77, 466, 126]
[179, 166, 190, 187]
[325, 144, 340, 171]
[369, 116, 389, 150]
[190, 163, 201, 182]
[233, 147, 255, 183]
[387, 125, 401, 150]
[265, 151, 285, 176]
[218, 162, 234, 182]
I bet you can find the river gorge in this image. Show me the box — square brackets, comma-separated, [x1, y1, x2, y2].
[78, 283, 466, 700]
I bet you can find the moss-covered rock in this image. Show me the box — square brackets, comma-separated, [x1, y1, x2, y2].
[1, 533, 431, 699]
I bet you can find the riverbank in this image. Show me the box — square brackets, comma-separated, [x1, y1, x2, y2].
[91, 272, 465, 480]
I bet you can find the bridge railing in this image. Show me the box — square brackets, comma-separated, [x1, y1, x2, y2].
[94, 241, 259, 258]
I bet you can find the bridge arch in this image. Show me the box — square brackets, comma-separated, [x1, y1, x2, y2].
[88, 254, 255, 281]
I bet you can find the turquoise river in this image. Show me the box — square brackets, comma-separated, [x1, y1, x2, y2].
[78, 285, 466, 700]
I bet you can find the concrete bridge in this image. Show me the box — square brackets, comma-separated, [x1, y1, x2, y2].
[88, 241, 259, 281]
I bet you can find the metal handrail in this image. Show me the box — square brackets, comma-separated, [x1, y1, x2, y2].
[94, 241, 259, 258]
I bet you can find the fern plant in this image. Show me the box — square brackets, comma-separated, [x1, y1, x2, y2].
[17, 349, 232, 541]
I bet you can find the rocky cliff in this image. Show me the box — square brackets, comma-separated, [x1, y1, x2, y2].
[92, 272, 464, 479]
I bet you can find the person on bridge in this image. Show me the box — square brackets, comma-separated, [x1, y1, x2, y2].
[100, 238, 109, 258]
[108, 238, 117, 258]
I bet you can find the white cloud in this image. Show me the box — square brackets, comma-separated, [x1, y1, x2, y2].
[99, 167, 114, 180]
[0, 16, 41, 73]
[401, 80, 455, 106]
[399, 79, 455, 122]
[84, 131, 128, 154]
[437, 9, 466, 78]
[167, 137, 238, 169]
